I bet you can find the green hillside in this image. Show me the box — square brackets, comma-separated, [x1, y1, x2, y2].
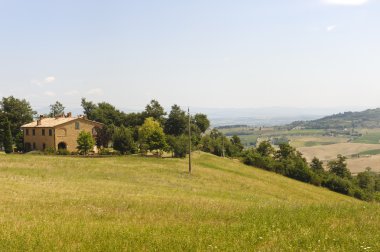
[289, 108, 380, 129]
[0, 153, 379, 251]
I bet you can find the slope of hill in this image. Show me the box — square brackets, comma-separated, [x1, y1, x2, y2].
[288, 108, 380, 129]
[0, 153, 379, 251]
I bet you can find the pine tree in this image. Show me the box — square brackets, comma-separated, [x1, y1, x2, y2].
[3, 119, 13, 154]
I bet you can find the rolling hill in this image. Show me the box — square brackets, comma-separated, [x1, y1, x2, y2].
[0, 153, 379, 251]
[288, 108, 380, 129]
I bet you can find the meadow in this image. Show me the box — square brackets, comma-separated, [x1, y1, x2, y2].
[0, 152, 379, 251]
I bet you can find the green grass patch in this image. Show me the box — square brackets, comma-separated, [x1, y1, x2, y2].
[304, 141, 337, 147]
[0, 153, 379, 251]
[357, 149, 380, 156]
[353, 132, 380, 144]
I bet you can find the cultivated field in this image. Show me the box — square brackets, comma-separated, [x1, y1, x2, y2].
[298, 143, 380, 161]
[347, 155, 380, 174]
[0, 153, 379, 251]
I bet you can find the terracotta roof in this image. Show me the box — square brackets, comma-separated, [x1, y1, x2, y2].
[21, 117, 102, 128]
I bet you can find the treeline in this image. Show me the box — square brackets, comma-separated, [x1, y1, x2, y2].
[80, 99, 211, 157]
[242, 141, 380, 202]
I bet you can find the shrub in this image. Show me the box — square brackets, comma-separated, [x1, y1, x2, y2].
[322, 175, 352, 195]
[166, 135, 188, 158]
[352, 188, 373, 201]
[99, 148, 120, 156]
[44, 147, 56, 155]
[77, 131, 95, 155]
[57, 149, 70, 155]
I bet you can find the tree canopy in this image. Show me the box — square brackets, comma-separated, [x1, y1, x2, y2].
[0, 96, 36, 138]
[49, 101, 65, 117]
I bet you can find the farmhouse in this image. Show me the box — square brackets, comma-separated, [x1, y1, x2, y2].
[20, 113, 103, 153]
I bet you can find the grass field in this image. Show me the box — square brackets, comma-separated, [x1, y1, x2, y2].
[353, 131, 380, 144]
[0, 153, 379, 251]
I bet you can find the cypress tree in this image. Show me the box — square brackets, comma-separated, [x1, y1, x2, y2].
[3, 119, 13, 154]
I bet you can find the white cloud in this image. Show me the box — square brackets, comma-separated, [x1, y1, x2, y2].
[326, 25, 337, 32]
[64, 90, 80, 96]
[322, 0, 369, 6]
[44, 91, 56, 97]
[87, 88, 103, 96]
[32, 76, 56, 87]
[45, 76, 56, 83]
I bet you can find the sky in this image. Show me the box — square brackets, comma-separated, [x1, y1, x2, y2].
[0, 0, 379, 111]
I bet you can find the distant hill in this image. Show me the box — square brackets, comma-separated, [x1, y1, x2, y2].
[288, 108, 380, 129]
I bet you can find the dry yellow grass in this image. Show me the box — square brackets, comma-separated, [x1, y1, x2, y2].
[347, 155, 380, 174]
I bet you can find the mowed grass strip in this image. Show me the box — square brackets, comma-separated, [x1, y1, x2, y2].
[0, 153, 379, 251]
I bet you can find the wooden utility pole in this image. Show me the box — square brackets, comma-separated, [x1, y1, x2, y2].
[222, 135, 225, 158]
[188, 107, 192, 174]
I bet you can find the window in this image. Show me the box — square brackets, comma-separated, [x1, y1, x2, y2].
[26, 129, 29, 136]
[42, 129, 45, 136]
[49, 129, 53, 136]
[32, 142, 36, 150]
[32, 129, 35, 136]
[75, 122, 80, 130]
[42, 143, 46, 150]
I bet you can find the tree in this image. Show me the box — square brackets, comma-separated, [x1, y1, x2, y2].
[138, 117, 167, 155]
[164, 105, 187, 136]
[256, 141, 275, 157]
[328, 155, 351, 179]
[77, 131, 95, 155]
[81, 98, 97, 120]
[310, 157, 324, 173]
[49, 101, 65, 117]
[3, 119, 13, 154]
[275, 143, 296, 160]
[95, 125, 116, 148]
[166, 135, 188, 158]
[113, 126, 136, 154]
[81, 98, 126, 126]
[142, 100, 166, 125]
[193, 113, 210, 133]
[357, 169, 376, 192]
[228, 135, 244, 156]
[0, 96, 36, 138]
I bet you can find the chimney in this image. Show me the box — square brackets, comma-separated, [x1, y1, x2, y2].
[37, 115, 44, 126]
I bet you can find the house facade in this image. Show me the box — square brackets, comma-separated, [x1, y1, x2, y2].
[21, 113, 103, 153]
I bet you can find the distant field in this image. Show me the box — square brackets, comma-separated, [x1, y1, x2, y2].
[289, 136, 348, 148]
[0, 153, 379, 251]
[347, 155, 380, 174]
[353, 131, 380, 144]
[358, 149, 380, 156]
[298, 143, 380, 162]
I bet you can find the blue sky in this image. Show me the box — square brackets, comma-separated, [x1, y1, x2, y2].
[0, 0, 379, 110]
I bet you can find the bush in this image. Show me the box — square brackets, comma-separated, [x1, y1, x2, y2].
[44, 147, 56, 155]
[352, 188, 373, 201]
[57, 149, 70, 155]
[243, 150, 275, 171]
[166, 135, 188, 158]
[99, 148, 120, 156]
[322, 175, 352, 195]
